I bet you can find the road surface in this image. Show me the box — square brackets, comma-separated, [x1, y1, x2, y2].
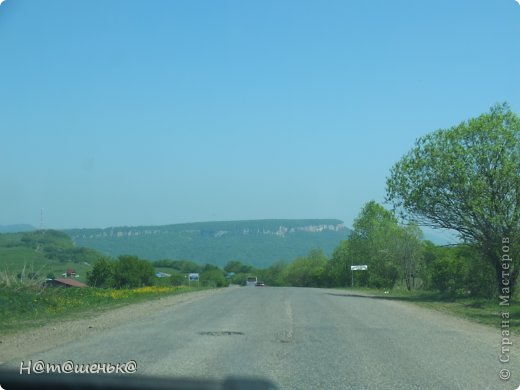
[4, 287, 519, 389]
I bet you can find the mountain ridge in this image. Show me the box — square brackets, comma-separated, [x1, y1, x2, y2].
[0, 224, 37, 233]
[64, 219, 350, 268]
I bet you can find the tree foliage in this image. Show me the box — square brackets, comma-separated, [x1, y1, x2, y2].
[257, 261, 288, 286]
[422, 245, 496, 298]
[224, 260, 253, 274]
[348, 201, 402, 288]
[113, 255, 155, 289]
[389, 223, 424, 290]
[200, 269, 228, 287]
[153, 259, 202, 274]
[86, 257, 114, 288]
[326, 240, 350, 287]
[282, 249, 329, 287]
[386, 103, 520, 295]
[87, 255, 155, 288]
[18, 230, 103, 264]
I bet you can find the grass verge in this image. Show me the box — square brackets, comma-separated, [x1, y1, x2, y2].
[343, 287, 519, 334]
[0, 282, 210, 335]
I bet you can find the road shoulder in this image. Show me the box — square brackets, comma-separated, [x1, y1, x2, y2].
[0, 288, 223, 365]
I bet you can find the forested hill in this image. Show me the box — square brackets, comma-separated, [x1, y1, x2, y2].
[64, 219, 350, 268]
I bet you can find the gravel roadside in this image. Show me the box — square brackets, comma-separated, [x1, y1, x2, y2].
[0, 288, 224, 365]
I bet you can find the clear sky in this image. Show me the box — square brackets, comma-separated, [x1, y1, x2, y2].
[0, 1, 519, 233]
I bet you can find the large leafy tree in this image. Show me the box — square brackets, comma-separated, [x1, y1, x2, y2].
[389, 223, 424, 291]
[386, 103, 520, 296]
[348, 201, 401, 288]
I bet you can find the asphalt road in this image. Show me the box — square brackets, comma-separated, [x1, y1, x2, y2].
[6, 287, 520, 389]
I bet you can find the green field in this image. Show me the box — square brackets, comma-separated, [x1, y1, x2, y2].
[0, 231, 98, 283]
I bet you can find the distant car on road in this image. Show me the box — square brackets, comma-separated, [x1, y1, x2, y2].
[255, 281, 265, 286]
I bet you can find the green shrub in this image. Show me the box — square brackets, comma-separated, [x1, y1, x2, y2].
[201, 269, 228, 287]
[87, 257, 115, 288]
[113, 255, 155, 289]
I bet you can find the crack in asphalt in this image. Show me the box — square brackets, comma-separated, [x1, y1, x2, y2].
[198, 331, 245, 336]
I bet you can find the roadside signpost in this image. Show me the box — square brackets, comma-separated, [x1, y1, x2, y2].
[350, 265, 368, 286]
[188, 273, 200, 287]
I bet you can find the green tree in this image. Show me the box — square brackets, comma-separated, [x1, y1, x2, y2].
[386, 103, 520, 296]
[390, 223, 424, 290]
[258, 261, 288, 286]
[87, 257, 115, 288]
[229, 272, 249, 286]
[430, 255, 467, 297]
[348, 201, 400, 288]
[327, 240, 350, 287]
[424, 245, 496, 298]
[224, 260, 253, 274]
[419, 240, 441, 289]
[283, 249, 328, 287]
[113, 255, 155, 289]
[154, 259, 202, 274]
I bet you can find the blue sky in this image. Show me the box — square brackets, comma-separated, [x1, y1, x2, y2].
[0, 1, 519, 235]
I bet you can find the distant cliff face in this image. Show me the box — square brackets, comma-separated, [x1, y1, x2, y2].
[239, 223, 346, 237]
[68, 221, 346, 240]
[64, 219, 350, 267]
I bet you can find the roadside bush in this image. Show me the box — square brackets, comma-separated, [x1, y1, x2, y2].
[430, 256, 467, 297]
[168, 273, 186, 286]
[368, 259, 399, 289]
[462, 251, 496, 298]
[257, 261, 288, 286]
[87, 257, 114, 288]
[90, 256, 228, 290]
[282, 250, 328, 287]
[201, 269, 228, 287]
[426, 245, 496, 298]
[113, 255, 155, 289]
[229, 272, 248, 286]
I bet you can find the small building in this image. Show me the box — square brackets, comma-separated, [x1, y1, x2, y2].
[62, 268, 79, 278]
[47, 278, 88, 288]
